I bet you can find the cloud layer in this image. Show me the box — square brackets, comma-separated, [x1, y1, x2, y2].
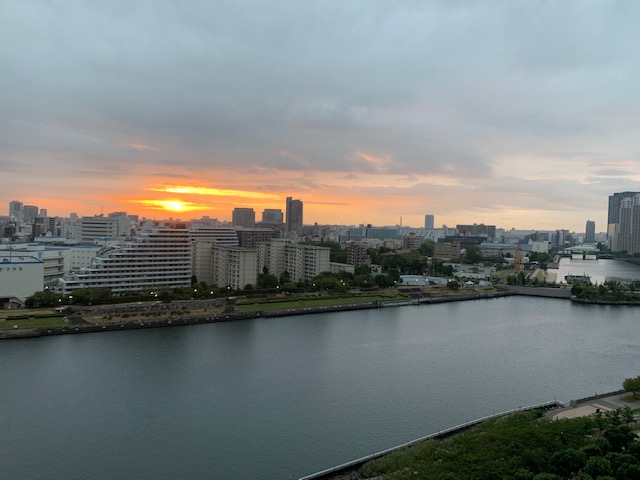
[2, 1, 639, 229]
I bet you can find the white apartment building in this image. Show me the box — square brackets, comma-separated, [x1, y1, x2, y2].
[188, 226, 239, 245]
[211, 246, 257, 290]
[189, 227, 239, 279]
[66, 245, 103, 272]
[283, 242, 330, 283]
[58, 228, 192, 294]
[257, 239, 289, 277]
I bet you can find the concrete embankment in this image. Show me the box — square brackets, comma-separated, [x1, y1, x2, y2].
[503, 285, 572, 299]
[571, 298, 640, 306]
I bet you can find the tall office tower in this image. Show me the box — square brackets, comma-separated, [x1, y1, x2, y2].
[262, 208, 283, 224]
[425, 214, 434, 229]
[617, 197, 633, 253]
[608, 191, 640, 249]
[232, 208, 256, 228]
[585, 220, 596, 243]
[9, 200, 23, 218]
[22, 205, 39, 223]
[285, 197, 303, 235]
[631, 196, 640, 254]
[39, 208, 48, 218]
[608, 192, 639, 225]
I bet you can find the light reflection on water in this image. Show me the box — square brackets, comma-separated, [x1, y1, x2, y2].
[551, 257, 640, 284]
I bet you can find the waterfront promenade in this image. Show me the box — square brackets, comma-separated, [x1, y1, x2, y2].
[0, 288, 514, 340]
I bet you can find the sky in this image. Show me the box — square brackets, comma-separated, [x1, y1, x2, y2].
[2, 1, 640, 231]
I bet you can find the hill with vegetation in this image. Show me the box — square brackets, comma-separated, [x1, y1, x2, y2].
[348, 407, 639, 480]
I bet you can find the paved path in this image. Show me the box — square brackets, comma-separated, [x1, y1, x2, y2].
[552, 392, 640, 420]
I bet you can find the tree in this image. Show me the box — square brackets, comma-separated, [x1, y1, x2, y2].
[354, 265, 371, 275]
[279, 271, 291, 284]
[25, 289, 61, 308]
[623, 376, 640, 398]
[549, 449, 587, 478]
[374, 274, 394, 288]
[583, 456, 612, 477]
[447, 280, 460, 290]
[256, 273, 279, 289]
[419, 240, 434, 256]
[465, 245, 483, 264]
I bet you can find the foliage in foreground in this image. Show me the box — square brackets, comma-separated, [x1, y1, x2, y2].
[360, 408, 640, 480]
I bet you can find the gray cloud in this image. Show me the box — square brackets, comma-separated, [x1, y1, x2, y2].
[2, 0, 639, 228]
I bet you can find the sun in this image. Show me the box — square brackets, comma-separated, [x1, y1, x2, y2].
[131, 199, 210, 213]
[163, 200, 187, 212]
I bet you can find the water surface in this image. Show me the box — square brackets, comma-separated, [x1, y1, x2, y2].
[1, 296, 639, 479]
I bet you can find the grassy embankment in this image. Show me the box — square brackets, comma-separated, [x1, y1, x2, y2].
[236, 292, 408, 313]
[0, 312, 66, 330]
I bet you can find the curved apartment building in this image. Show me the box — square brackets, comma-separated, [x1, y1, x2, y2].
[59, 228, 192, 294]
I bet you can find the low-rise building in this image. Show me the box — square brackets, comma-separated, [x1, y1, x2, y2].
[0, 255, 44, 301]
[329, 262, 355, 274]
[434, 240, 461, 260]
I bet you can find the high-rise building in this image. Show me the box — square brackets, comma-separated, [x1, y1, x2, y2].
[211, 246, 257, 290]
[425, 214, 434, 229]
[108, 211, 131, 236]
[232, 208, 255, 228]
[262, 209, 283, 224]
[9, 200, 23, 219]
[22, 205, 39, 223]
[285, 197, 303, 235]
[585, 220, 596, 243]
[608, 192, 640, 252]
[608, 192, 639, 226]
[235, 228, 280, 248]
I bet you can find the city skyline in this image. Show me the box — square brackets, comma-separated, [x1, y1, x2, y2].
[3, 1, 639, 231]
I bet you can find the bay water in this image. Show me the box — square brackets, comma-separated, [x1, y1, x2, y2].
[1, 294, 639, 479]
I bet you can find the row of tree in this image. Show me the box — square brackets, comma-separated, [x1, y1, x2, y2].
[571, 280, 640, 302]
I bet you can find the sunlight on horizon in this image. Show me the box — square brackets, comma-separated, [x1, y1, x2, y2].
[149, 185, 279, 200]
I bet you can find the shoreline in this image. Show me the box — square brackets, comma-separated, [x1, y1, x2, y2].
[0, 291, 514, 340]
[5, 286, 640, 340]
